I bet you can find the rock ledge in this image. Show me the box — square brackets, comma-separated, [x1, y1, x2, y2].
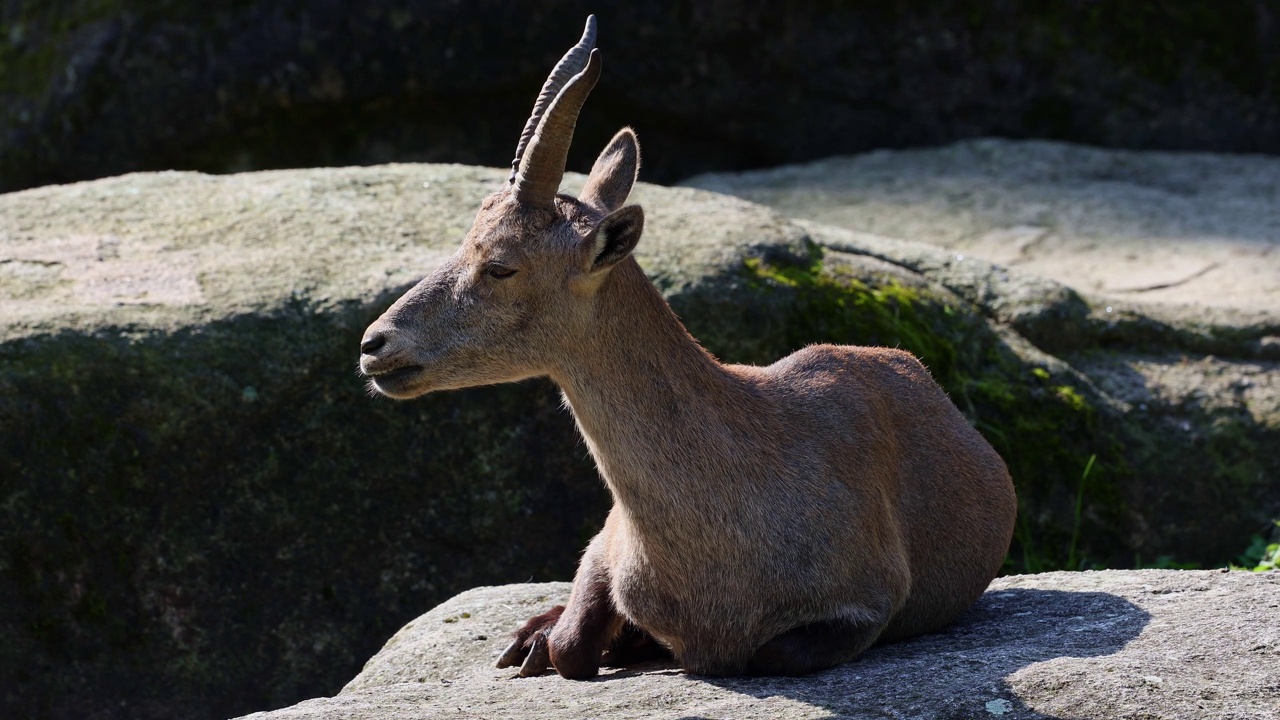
[240, 570, 1279, 720]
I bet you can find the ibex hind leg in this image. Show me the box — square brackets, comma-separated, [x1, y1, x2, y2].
[601, 620, 673, 667]
[744, 618, 885, 677]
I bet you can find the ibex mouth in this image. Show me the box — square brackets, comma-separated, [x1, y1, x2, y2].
[367, 364, 426, 395]
[370, 364, 423, 380]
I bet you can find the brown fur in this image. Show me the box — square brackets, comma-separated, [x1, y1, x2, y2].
[359, 46, 1016, 679]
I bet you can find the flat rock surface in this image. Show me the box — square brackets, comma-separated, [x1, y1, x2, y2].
[237, 570, 1279, 720]
[0, 165, 796, 340]
[684, 139, 1280, 317]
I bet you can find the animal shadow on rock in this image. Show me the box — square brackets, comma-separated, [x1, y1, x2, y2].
[669, 588, 1149, 720]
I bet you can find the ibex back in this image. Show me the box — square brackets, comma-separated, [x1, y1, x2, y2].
[359, 16, 1016, 678]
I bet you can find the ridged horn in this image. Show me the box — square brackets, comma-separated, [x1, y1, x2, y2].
[513, 47, 602, 209]
[509, 15, 598, 183]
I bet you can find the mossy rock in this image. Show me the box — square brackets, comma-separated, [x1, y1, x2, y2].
[693, 244, 1129, 573]
[684, 140, 1280, 567]
[0, 165, 1267, 720]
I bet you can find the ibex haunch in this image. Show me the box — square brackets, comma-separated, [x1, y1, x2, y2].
[359, 16, 1016, 678]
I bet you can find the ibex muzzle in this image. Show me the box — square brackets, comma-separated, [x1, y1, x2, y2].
[359, 16, 1016, 679]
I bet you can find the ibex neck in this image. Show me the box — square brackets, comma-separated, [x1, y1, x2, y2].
[550, 259, 757, 500]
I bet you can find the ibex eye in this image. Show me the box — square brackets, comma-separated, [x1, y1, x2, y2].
[486, 265, 517, 279]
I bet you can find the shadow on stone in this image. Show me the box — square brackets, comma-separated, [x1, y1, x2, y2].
[672, 588, 1150, 719]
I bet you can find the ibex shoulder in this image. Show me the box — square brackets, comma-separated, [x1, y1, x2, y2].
[766, 343, 935, 387]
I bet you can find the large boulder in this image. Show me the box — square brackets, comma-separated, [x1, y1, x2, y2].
[4, 3, 1280, 192]
[236, 571, 1280, 720]
[685, 139, 1280, 568]
[0, 162, 1273, 719]
[0, 165, 810, 719]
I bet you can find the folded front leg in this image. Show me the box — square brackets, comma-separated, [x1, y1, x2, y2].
[545, 535, 624, 678]
[495, 604, 565, 677]
[496, 533, 624, 679]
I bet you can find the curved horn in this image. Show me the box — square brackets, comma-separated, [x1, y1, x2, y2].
[509, 15, 598, 182]
[513, 48, 602, 209]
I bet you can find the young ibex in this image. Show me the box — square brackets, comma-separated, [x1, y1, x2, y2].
[359, 16, 1016, 678]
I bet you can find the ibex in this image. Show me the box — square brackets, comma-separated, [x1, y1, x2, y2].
[359, 16, 1016, 678]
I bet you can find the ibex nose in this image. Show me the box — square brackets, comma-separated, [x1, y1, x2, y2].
[360, 332, 387, 355]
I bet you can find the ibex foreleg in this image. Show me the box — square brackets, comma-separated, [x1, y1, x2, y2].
[497, 534, 635, 678]
[495, 604, 564, 676]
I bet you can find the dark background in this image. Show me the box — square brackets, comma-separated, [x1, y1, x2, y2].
[3, 0, 1279, 193]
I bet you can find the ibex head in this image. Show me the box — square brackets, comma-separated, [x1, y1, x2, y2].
[359, 16, 644, 399]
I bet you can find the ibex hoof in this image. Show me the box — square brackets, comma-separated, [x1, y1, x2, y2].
[495, 637, 527, 669]
[517, 630, 552, 677]
[495, 604, 565, 674]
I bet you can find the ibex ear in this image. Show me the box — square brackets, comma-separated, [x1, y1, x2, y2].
[580, 127, 640, 213]
[586, 205, 644, 273]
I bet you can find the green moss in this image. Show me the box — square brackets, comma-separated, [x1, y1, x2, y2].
[1233, 522, 1280, 572]
[1053, 385, 1089, 413]
[739, 253, 961, 390]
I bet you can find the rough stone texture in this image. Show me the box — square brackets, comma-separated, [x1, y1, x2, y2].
[2, 161, 1276, 720]
[4, 2, 1280, 193]
[683, 139, 1280, 316]
[0, 166, 798, 337]
[685, 140, 1280, 567]
[795, 221, 1280, 566]
[234, 571, 1280, 720]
